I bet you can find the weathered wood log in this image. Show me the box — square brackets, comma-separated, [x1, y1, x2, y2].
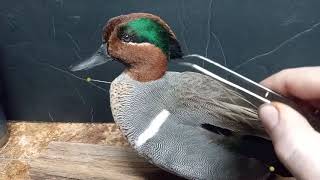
[0, 122, 129, 179]
[29, 141, 183, 180]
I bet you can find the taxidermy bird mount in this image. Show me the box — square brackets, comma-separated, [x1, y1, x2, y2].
[70, 13, 320, 180]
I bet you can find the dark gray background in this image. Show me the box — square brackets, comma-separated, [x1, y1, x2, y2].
[0, 0, 319, 122]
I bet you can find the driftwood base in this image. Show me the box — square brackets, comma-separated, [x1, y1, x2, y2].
[0, 122, 182, 180]
[29, 142, 182, 180]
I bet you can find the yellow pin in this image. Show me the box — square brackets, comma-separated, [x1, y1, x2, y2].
[269, 166, 275, 172]
[86, 77, 92, 82]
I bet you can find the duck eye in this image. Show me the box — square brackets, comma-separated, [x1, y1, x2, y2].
[122, 33, 132, 42]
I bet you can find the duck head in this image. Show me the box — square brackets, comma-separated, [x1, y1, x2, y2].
[71, 13, 183, 82]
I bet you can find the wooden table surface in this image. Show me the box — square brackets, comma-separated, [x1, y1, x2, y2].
[0, 122, 178, 180]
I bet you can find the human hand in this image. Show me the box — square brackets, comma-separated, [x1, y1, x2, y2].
[258, 67, 320, 180]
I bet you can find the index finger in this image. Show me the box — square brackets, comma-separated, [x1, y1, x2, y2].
[261, 67, 320, 100]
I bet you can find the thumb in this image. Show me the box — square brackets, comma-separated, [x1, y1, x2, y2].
[259, 102, 320, 180]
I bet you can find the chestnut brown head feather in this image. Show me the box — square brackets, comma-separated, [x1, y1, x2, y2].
[102, 13, 183, 82]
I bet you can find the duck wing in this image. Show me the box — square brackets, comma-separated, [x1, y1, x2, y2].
[169, 71, 293, 176]
[172, 71, 268, 139]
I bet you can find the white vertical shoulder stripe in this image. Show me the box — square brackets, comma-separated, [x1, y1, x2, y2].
[135, 109, 170, 147]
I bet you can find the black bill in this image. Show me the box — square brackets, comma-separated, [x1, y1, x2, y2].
[70, 44, 111, 71]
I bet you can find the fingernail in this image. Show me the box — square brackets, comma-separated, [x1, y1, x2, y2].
[258, 103, 279, 132]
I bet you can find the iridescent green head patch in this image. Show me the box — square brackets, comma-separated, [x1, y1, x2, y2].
[118, 18, 171, 55]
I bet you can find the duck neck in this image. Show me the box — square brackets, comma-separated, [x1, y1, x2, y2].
[125, 58, 167, 82]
